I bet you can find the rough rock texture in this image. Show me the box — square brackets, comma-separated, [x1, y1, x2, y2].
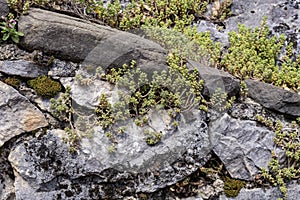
[0, 81, 48, 147]
[245, 79, 300, 117]
[0, 0, 9, 18]
[48, 59, 78, 77]
[220, 183, 300, 200]
[209, 114, 275, 180]
[0, 2, 299, 199]
[187, 60, 240, 98]
[0, 60, 48, 78]
[19, 8, 168, 74]
[8, 109, 211, 198]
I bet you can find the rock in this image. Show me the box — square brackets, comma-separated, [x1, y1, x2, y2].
[0, 60, 48, 78]
[0, 0, 9, 18]
[209, 113, 275, 180]
[245, 79, 300, 117]
[8, 107, 210, 198]
[219, 183, 300, 200]
[0, 44, 31, 61]
[187, 60, 240, 98]
[48, 59, 78, 77]
[60, 76, 117, 111]
[0, 143, 15, 200]
[0, 81, 48, 147]
[18, 8, 168, 74]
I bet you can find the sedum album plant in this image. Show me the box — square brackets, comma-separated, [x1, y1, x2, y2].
[256, 115, 300, 200]
[221, 17, 300, 91]
[93, 55, 209, 149]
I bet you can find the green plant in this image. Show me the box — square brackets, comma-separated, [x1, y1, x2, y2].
[209, 88, 235, 112]
[4, 77, 21, 88]
[144, 129, 163, 145]
[28, 75, 62, 98]
[50, 86, 80, 151]
[223, 177, 246, 197]
[221, 17, 300, 91]
[239, 81, 248, 100]
[0, 14, 24, 43]
[93, 55, 207, 148]
[257, 115, 300, 200]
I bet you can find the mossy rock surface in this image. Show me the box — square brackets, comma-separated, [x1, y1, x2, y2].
[4, 77, 21, 88]
[28, 75, 61, 98]
[223, 177, 246, 197]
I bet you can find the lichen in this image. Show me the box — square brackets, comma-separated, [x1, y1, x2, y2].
[28, 75, 61, 98]
[223, 177, 246, 198]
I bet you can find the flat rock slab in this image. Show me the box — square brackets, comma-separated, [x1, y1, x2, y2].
[8, 109, 211, 198]
[18, 8, 168, 74]
[245, 79, 300, 117]
[209, 114, 275, 180]
[0, 81, 48, 147]
[0, 60, 48, 78]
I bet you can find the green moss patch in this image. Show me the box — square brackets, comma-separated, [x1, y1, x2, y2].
[223, 177, 246, 197]
[4, 77, 21, 88]
[28, 75, 61, 98]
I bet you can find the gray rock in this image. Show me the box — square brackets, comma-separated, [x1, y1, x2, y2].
[0, 144, 15, 200]
[209, 113, 275, 180]
[0, 81, 48, 147]
[219, 183, 300, 200]
[0, 0, 9, 18]
[8, 107, 210, 198]
[0, 60, 48, 78]
[245, 79, 300, 117]
[187, 60, 240, 98]
[48, 59, 77, 77]
[18, 8, 168, 74]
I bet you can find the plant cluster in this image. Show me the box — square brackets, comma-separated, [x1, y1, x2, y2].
[3, 76, 21, 88]
[256, 114, 300, 200]
[221, 17, 300, 91]
[50, 86, 80, 152]
[88, 0, 208, 30]
[209, 87, 235, 112]
[27, 75, 62, 98]
[0, 13, 24, 43]
[92, 56, 208, 149]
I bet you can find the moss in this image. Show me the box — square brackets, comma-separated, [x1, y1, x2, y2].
[28, 75, 61, 98]
[223, 177, 246, 198]
[4, 77, 21, 88]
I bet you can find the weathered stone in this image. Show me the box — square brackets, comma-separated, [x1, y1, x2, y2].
[187, 60, 240, 98]
[0, 81, 48, 147]
[0, 143, 15, 200]
[0, 0, 9, 18]
[60, 76, 117, 111]
[0, 60, 48, 78]
[245, 79, 300, 117]
[209, 113, 275, 180]
[8, 107, 211, 198]
[18, 8, 168, 74]
[48, 59, 78, 77]
[220, 183, 300, 200]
